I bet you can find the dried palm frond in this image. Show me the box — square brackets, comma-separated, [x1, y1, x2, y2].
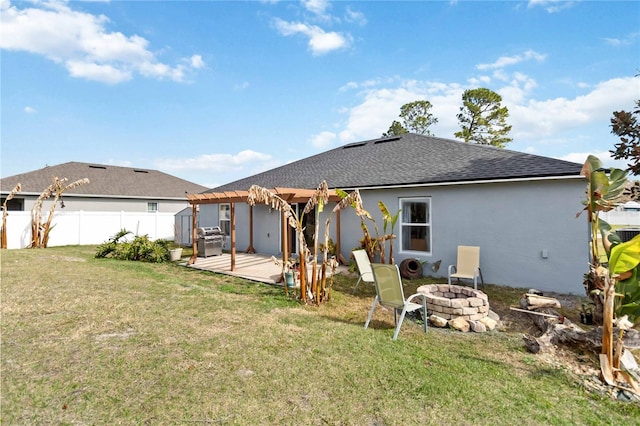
[302, 180, 329, 215]
[248, 185, 298, 228]
[333, 190, 356, 213]
[30, 176, 90, 248]
[333, 189, 371, 219]
[62, 178, 90, 192]
[3, 183, 22, 207]
[1, 183, 22, 249]
[247, 185, 275, 206]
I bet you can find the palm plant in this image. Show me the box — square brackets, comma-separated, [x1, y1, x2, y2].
[1, 183, 21, 249]
[378, 201, 401, 265]
[579, 155, 640, 393]
[30, 177, 90, 248]
[247, 185, 303, 299]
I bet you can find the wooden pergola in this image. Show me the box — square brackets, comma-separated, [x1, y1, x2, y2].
[186, 187, 345, 272]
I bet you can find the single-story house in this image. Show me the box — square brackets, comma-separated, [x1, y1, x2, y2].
[621, 201, 640, 212]
[1, 161, 208, 248]
[1, 161, 208, 213]
[188, 133, 589, 294]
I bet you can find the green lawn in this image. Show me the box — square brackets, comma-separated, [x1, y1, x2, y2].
[1, 246, 638, 425]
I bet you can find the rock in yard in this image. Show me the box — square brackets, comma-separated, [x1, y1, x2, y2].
[479, 316, 498, 331]
[449, 317, 470, 332]
[429, 314, 448, 328]
[470, 320, 487, 333]
[487, 310, 500, 321]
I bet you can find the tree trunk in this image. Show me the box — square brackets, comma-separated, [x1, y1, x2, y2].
[522, 310, 640, 355]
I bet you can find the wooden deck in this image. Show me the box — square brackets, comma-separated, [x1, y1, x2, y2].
[187, 253, 283, 284]
[186, 253, 349, 285]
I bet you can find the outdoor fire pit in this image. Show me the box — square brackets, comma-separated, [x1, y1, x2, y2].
[417, 284, 490, 321]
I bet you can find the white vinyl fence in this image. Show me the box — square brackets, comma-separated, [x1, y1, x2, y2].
[3, 211, 176, 249]
[600, 210, 640, 227]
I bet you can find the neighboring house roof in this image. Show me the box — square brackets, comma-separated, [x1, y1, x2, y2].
[622, 201, 640, 211]
[0, 162, 208, 199]
[213, 133, 583, 192]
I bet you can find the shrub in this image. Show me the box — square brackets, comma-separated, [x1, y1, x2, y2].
[95, 229, 169, 263]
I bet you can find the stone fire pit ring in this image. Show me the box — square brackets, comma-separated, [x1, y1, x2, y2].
[417, 284, 490, 321]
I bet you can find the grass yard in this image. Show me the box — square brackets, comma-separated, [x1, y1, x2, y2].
[1, 246, 638, 425]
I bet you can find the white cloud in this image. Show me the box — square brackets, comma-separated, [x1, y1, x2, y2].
[508, 77, 639, 139]
[555, 151, 629, 170]
[308, 30, 349, 55]
[190, 54, 205, 69]
[329, 67, 638, 159]
[339, 81, 359, 91]
[604, 32, 640, 47]
[155, 150, 274, 173]
[154, 149, 284, 187]
[527, 0, 576, 13]
[273, 18, 350, 55]
[339, 77, 396, 92]
[24, 106, 37, 114]
[272, 1, 360, 55]
[0, 0, 203, 84]
[302, 0, 331, 18]
[310, 131, 337, 149]
[497, 72, 538, 104]
[344, 6, 367, 26]
[477, 50, 546, 71]
[337, 82, 464, 142]
[66, 60, 132, 84]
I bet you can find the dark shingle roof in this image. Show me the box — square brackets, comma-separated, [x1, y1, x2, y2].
[213, 133, 583, 192]
[0, 162, 208, 199]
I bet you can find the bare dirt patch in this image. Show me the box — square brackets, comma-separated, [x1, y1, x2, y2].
[489, 289, 639, 401]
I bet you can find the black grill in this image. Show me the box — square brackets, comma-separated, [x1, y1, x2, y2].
[616, 228, 640, 243]
[196, 226, 225, 257]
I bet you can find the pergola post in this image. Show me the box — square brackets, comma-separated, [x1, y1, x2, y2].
[188, 204, 198, 265]
[336, 209, 347, 265]
[230, 202, 236, 271]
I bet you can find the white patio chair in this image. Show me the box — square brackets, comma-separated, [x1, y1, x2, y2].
[352, 249, 374, 294]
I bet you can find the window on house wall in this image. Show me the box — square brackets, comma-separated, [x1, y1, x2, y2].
[219, 204, 230, 236]
[399, 197, 431, 253]
[1, 198, 24, 211]
[147, 202, 158, 213]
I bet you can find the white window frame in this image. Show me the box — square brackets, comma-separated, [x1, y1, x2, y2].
[219, 203, 231, 236]
[147, 202, 158, 213]
[398, 197, 431, 255]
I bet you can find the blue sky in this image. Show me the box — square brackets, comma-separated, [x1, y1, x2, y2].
[2, 0, 639, 188]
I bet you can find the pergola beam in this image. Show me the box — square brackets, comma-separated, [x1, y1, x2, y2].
[187, 188, 341, 205]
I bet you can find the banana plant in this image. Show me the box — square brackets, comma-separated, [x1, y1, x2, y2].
[378, 201, 401, 264]
[580, 155, 639, 394]
[1, 183, 21, 249]
[579, 155, 640, 323]
[579, 155, 628, 266]
[608, 234, 640, 323]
